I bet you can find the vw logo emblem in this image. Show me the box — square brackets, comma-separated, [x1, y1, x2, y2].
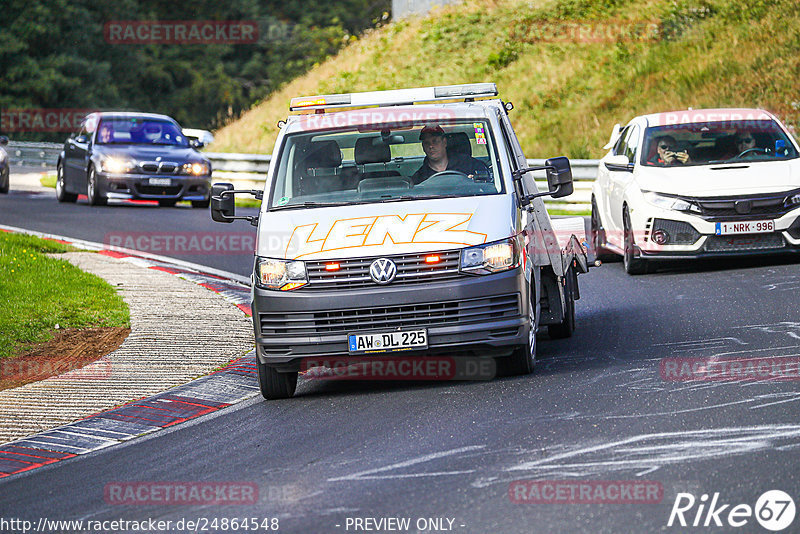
[369, 258, 397, 285]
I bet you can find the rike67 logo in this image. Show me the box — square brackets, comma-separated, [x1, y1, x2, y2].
[668, 490, 796, 531]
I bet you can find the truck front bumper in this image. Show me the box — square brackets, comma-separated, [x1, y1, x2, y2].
[252, 267, 529, 370]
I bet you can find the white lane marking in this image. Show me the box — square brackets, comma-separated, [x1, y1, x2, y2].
[328, 445, 485, 482]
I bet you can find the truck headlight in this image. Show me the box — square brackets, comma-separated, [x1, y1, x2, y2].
[643, 191, 701, 213]
[181, 162, 210, 176]
[460, 237, 520, 275]
[255, 257, 308, 290]
[101, 157, 135, 174]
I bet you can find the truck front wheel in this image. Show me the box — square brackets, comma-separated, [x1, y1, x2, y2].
[500, 290, 537, 376]
[257, 359, 298, 399]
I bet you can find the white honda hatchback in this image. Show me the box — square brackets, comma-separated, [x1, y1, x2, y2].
[592, 108, 800, 274]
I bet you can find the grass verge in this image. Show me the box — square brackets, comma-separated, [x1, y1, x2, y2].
[213, 0, 800, 158]
[0, 232, 130, 360]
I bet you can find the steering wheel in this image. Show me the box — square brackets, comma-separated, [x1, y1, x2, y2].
[734, 147, 769, 159]
[419, 170, 472, 185]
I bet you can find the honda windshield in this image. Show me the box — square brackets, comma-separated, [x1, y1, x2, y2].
[641, 119, 798, 167]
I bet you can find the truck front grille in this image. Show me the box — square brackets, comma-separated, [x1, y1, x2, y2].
[304, 250, 465, 290]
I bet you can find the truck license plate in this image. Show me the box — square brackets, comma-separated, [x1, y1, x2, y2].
[348, 330, 427, 354]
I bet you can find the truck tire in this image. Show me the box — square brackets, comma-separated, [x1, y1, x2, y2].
[499, 288, 537, 376]
[548, 270, 576, 339]
[257, 359, 298, 400]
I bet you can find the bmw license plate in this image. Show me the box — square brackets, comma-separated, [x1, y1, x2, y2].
[148, 178, 172, 186]
[348, 330, 427, 354]
[715, 220, 774, 235]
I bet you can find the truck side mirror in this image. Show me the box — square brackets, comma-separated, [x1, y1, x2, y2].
[545, 156, 573, 199]
[211, 183, 235, 223]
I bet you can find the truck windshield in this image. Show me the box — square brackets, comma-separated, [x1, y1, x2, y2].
[641, 119, 798, 167]
[268, 120, 504, 209]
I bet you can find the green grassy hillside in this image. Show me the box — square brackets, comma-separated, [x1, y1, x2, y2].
[212, 0, 800, 158]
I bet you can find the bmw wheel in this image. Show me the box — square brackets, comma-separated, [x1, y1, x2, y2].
[56, 163, 77, 203]
[87, 166, 107, 206]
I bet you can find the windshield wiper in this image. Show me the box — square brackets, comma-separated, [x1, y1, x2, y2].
[271, 201, 348, 211]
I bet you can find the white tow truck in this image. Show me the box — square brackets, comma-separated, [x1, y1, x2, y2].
[211, 83, 589, 399]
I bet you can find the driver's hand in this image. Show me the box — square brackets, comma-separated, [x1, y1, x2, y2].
[662, 151, 676, 164]
[674, 151, 690, 164]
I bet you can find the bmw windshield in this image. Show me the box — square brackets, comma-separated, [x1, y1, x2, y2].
[641, 119, 798, 167]
[96, 118, 189, 147]
[268, 120, 504, 210]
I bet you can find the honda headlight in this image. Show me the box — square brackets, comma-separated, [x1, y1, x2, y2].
[460, 236, 520, 275]
[643, 191, 700, 213]
[255, 257, 308, 290]
[181, 162, 210, 176]
[101, 156, 135, 174]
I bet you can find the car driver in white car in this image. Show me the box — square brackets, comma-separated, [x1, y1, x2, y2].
[648, 135, 690, 166]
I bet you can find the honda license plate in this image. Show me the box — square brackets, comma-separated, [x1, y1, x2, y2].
[715, 220, 774, 235]
[348, 329, 427, 354]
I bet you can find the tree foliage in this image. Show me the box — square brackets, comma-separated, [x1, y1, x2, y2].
[0, 0, 390, 139]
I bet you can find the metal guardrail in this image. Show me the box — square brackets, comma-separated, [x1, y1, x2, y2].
[7, 141, 62, 168]
[8, 142, 597, 212]
[207, 153, 598, 212]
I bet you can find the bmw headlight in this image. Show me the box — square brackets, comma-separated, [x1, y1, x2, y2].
[181, 162, 210, 176]
[643, 191, 701, 213]
[460, 236, 520, 275]
[100, 156, 135, 174]
[255, 257, 308, 290]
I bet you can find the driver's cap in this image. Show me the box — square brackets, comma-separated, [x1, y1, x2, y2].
[419, 125, 445, 141]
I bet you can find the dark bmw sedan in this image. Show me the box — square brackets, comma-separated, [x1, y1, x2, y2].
[57, 112, 212, 207]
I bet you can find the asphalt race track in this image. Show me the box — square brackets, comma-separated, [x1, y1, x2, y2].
[2, 190, 800, 532]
